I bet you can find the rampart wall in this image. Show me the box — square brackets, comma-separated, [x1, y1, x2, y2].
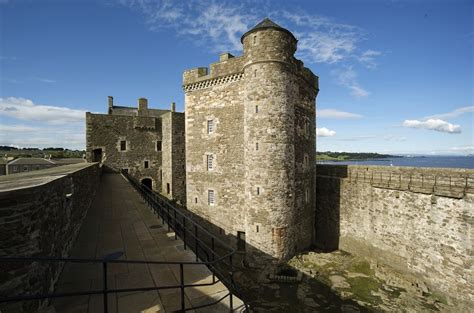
[0, 163, 101, 312]
[315, 164, 474, 304]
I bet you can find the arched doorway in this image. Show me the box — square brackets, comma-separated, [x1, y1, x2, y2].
[92, 148, 102, 162]
[141, 178, 152, 191]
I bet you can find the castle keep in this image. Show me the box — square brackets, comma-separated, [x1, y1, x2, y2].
[85, 97, 186, 204]
[86, 18, 318, 263]
[183, 19, 318, 262]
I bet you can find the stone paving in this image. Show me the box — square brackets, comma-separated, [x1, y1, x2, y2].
[51, 173, 244, 313]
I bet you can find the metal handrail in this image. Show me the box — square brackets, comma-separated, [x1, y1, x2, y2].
[0, 171, 250, 313]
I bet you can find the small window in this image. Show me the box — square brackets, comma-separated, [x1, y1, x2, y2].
[23, 166, 28, 172]
[254, 69, 257, 77]
[253, 35, 257, 44]
[305, 120, 311, 138]
[256, 142, 259, 151]
[256, 187, 260, 195]
[120, 140, 127, 151]
[256, 225, 260, 233]
[156, 141, 162, 151]
[207, 154, 214, 171]
[255, 105, 259, 113]
[304, 154, 309, 169]
[195, 197, 198, 203]
[207, 120, 214, 134]
[144, 161, 149, 169]
[167, 183, 170, 194]
[237, 231, 246, 251]
[208, 190, 215, 206]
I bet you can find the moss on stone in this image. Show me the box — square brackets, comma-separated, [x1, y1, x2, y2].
[348, 260, 373, 276]
[346, 276, 382, 304]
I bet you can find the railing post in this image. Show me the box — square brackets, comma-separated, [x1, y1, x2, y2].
[229, 255, 233, 312]
[174, 210, 178, 240]
[103, 261, 108, 313]
[167, 206, 171, 231]
[180, 263, 185, 312]
[211, 238, 215, 283]
[183, 216, 187, 250]
[195, 225, 199, 262]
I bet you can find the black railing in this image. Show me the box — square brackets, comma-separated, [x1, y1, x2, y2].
[0, 171, 249, 313]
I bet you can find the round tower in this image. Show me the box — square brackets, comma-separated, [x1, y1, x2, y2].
[242, 18, 300, 264]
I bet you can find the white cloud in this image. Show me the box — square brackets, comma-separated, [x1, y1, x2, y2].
[337, 135, 376, 141]
[31, 77, 56, 83]
[425, 106, 474, 120]
[450, 145, 474, 153]
[358, 49, 382, 69]
[0, 125, 38, 132]
[332, 67, 369, 98]
[402, 119, 461, 134]
[317, 109, 363, 119]
[0, 97, 86, 124]
[118, 1, 380, 67]
[316, 127, 336, 137]
[0, 97, 86, 150]
[384, 135, 407, 142]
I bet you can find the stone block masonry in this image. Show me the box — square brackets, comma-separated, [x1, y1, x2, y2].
[183, 18, 318, 265]
[0, 163, 101, 313]
[315, 164, 474, 305]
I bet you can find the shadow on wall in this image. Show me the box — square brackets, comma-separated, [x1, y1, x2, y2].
[314, 165, 347, 252]
[149, 174, 369, 312]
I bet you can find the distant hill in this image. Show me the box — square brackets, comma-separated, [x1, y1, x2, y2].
[317, 151, 401, 161]
[0, 146, 85, 159]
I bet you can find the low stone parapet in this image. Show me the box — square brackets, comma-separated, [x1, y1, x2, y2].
[0, 163, 101, 313]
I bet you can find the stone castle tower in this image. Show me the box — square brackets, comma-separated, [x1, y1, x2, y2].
[183, 18, 319, 263]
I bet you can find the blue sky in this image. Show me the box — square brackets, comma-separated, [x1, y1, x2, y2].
[1, 0, 472, 154]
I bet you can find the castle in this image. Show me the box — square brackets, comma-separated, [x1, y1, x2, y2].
[86, 18, 318, 263]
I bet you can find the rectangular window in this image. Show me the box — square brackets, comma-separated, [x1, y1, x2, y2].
[120, 140, 127, 151]
[305, 188, 310, 203]
[208, 189, 215, 206]
[255, 142, 259, 151]
[256, 187, 260, 195]
[207, 154, 214, 171]
[237, 231, 246, 251]
[144, 161, 149, 169]
[195, 197, 198, 204]
[256, 225, 259, 233]
[167, 183, 170, 194]
[156, 141, 162, 151]
[207, 120, 214, 134]
[304, 154, 309, 169]
[255, 105, 259, 113]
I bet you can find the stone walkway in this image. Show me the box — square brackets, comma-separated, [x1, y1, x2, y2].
[51, 173, 244, 313]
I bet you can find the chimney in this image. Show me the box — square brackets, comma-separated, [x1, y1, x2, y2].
[108, 96, 113, 114]
[171, 102, 176, 112]
[138, 98, 148, 115]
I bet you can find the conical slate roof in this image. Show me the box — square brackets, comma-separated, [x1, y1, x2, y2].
[241, 18, 297, 43]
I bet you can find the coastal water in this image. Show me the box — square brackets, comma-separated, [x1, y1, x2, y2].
[317, 156, 474, 169]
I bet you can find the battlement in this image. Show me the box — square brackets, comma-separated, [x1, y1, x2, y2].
[317, 164, 474, 198]
[183, 55, 245, 87]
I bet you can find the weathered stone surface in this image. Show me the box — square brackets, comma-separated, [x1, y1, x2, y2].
[0, 163, 101, 313]
[315, 164, 474, 305]
[183, 19, 318, 264]
[85, 99, 186, 204]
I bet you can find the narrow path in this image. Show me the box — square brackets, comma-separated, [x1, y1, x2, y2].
[52, 173, 242, 313]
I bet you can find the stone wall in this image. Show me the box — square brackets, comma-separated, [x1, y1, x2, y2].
[86, 103, 186, 201]
[315, 164, 474, 304]
[0, 163, 101, 313]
